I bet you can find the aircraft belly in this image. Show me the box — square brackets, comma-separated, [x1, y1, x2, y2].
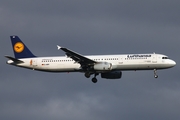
[116, 63, 166, 70]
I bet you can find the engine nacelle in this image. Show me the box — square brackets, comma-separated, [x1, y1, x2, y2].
[93, 62, 112, 71]
[101, 71, 122, 79]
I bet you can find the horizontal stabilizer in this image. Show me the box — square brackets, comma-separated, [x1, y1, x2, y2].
[5, 55, 24, 63]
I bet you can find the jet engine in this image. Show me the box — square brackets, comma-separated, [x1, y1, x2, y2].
[101, 71, 122, 79]
[93, 62, 112, 71]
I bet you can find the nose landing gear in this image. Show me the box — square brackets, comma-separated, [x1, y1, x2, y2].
[154, 69, 158, 78]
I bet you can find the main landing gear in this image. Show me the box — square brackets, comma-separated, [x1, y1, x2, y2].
[91, 73, 99, 83]
[84, 72, 91, 78]
[84, 73, 99, 83]
[154, 69, 158, 78]
[92, 77, 97, 83]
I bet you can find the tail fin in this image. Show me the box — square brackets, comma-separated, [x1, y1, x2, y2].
[10, 36, 36, 59]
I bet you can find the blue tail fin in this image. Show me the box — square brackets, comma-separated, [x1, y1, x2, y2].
[10, 36, 36, 59]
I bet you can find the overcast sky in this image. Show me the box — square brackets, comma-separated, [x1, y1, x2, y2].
[0, 0, 180, 120]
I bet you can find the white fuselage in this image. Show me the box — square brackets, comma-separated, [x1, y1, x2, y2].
[7, 53, 176, 72]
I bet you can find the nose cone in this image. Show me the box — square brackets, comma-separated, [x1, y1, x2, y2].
[170, 60, 176, 67]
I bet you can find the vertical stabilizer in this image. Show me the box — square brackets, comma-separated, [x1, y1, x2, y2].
[10, 36, 36, 59]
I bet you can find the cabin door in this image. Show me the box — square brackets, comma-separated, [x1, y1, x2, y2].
[152, 54, 157, 63]
[30, 59, 37, 69]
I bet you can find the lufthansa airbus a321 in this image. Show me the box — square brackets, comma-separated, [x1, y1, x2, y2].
[5, 36, 176, 83]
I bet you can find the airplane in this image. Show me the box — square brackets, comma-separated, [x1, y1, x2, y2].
[5, 36, 176, 83]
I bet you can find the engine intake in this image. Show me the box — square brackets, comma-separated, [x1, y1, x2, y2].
[101, 71, 122, 79]
[93, 62, 112, 71]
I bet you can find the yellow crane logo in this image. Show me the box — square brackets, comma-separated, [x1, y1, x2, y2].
[14, 42, 24, 53]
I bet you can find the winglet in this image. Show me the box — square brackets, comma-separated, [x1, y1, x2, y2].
[57, 45, 61, 50]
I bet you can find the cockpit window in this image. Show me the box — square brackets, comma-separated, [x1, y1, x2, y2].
[162, 57, 168, 59]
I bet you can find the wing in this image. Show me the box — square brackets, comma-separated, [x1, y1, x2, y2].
[57, 45, 96, 66]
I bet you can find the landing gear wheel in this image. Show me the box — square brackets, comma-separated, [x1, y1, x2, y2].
[85, 72, 91, 78]
[92, 77, 97, 83]
[154, 69, 158, 78]
[154, 75, 158, 78]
